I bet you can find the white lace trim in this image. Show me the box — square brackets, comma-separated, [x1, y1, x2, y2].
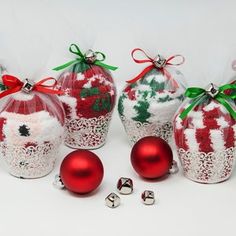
[120, 115, 173, 146]
[177, 147, 236, 183]
[64, 112, 112, 149]
[0, 137, 62, 178]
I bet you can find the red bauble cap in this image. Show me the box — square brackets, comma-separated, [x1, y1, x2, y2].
[60, 149, 104, 194]
[131, 136, 173, 179]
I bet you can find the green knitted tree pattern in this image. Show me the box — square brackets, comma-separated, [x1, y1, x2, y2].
[133, 100, 151, 123]
[119, 68, 184, 123]
[92, 94, 111, 112]
[80, 87, 100, 98]
[118, 93, 126, 116]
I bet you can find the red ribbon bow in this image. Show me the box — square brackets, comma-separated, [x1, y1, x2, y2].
[0, 75, 63, 99]
[126, 48, 185, 88]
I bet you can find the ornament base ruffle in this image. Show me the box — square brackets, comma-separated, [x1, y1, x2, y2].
[120, 115, 173, 146]
[1, 137, 62, 178]
[64, 112, 112, 149]
[177, 147, 236, 184]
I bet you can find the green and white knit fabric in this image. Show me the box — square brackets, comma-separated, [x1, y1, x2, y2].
[118, 68, 185, 124]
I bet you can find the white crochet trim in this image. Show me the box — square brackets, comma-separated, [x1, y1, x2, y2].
[177, 147, 236, 183]
[0, 137, 62, 178]
[120, 115, 173, 146]
[64, 112, 112, 149]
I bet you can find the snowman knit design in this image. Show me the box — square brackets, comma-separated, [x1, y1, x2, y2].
[0, 93, 65, 178]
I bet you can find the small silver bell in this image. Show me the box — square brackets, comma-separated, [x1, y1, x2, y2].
[117, 177, 133, 195]
[169, 160, 179, 174]
[105, 192, 120, 208]
[21, 79, 35, 93]
[206, 83, 219, 98]
[141, 190, 155, 205]
[84, 49, 97, 64]
[153, 54, 166, 68]
[53, 174, 65, 189]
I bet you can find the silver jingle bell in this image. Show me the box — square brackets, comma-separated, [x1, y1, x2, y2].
[84, 49, 97, 64]
[141, 190, 155, 205]
[205, 83, 219, 98]
[21, 79, 35, 94]
[169, 160, 179, 174]
[153, 54, 166, 68]
[105, 192, 120, 208]
[53, 174, 65, 189]
[117, 177, 133, 195]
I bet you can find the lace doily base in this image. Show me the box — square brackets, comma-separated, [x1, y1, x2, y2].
[65, 112, 112, 149]
[177, 147, 236, 183]
[0, 138, 62, 179]
[120, 115, 173, 146]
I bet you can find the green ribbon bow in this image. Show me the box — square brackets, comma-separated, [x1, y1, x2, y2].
[180, 83, 236, 120]
[53, 44, 118, 71]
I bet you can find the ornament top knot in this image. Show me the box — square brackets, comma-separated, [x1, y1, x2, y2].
[84, 49, 97, 64]
[153, 54, 166, 68]
[205, 83, 219, 98]
[21, 79, 35, 94]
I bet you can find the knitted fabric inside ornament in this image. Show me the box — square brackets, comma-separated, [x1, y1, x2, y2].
[174, 97, 236, 153]
[118, 68, 185, 124]
[57, 64, 116, 120]
[0, 93, 65, 146]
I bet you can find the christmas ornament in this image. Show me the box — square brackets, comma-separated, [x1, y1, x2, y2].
[105, 192, 120, 208]
[141, 190, 155, 205]
[60, 149, 104, 194]
[174, 83, 236, 183]
[53, 44, 117, 149]
[0, 75, 64, 178]
[117, 177, 133, 195]
[130, 136, 173, 179]
[118, 48, 186, 146]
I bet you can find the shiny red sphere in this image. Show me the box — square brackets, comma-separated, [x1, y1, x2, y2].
[131, 136, 173, 179]
[60, 150, 104, 194]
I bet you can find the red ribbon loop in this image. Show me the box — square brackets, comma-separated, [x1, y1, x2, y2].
[127, 48, 185, 88]
[0, 75, 63, 99]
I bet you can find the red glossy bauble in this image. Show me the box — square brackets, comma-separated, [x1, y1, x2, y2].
[131, 136, 173, 179]
[60, 150, 104, 194]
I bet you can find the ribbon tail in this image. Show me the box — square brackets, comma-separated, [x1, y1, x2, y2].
[126, 65, 154, 83]
[94, 61, 118, 71]
[0, 86, 22, 99]
[53, 60, 79, 71]
[34, 87, 64, 95]
[179, 95, 205, 120]
[216, 96, 236, 119]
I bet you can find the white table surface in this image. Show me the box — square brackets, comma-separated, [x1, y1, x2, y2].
[0, 1, 236, 235]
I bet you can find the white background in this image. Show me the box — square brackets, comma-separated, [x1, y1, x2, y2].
[0, 0, 236, 235]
